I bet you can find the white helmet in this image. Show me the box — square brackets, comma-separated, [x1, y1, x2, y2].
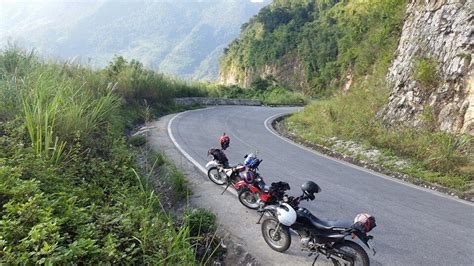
[276, 203, 297, 226]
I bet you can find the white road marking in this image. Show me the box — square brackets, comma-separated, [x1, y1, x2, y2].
[263, 112, 474, 207]
[167, 108, 238, 196]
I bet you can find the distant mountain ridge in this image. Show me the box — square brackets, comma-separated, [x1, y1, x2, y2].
[0, 0, 270, 80]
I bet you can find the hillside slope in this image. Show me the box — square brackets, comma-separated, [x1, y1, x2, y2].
[220, 0, 473, 193]
[219, 0, 406, 95]
[0, 0, 269, 80]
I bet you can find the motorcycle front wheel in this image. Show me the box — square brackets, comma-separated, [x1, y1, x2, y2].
[331, 241, 370, 266]
[207, 167, 226, 185]
[238, 187, 260, 209]
[261, 217, 291, 252]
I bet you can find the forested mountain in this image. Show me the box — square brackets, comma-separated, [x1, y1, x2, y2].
[0, 0, 270, 80]
[219, 0, 405, 94]
[219, 0, 472, 134]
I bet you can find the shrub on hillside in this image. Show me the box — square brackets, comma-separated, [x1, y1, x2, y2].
[413, 57, 439, 90]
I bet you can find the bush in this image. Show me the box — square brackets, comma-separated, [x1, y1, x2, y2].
[413, 57, 439, 89]
[184, 208, 217, 237]
[128, 135, 146, 147]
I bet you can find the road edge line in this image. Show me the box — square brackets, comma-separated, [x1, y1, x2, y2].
[167, 108, 238, 197]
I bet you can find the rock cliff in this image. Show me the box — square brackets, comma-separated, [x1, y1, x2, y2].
[218, 54, 310, 92]
[382, 0, 473, 134]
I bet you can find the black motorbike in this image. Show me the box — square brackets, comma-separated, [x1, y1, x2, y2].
[258, 184, 376, 266]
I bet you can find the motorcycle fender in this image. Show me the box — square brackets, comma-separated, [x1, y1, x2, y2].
[355, 232, 376, 255]
[262, 205, 278, 214]
[224, 169, 234, 176]
[234, 180, 246, 190]
[249, 185, 260, 193]
[206, 161, 218, 169]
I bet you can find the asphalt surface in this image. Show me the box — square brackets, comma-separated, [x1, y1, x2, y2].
[168, 106, 474, 265]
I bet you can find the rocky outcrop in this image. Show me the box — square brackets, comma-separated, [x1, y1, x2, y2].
[218, 54, 310, 92]
[382, 0, 473, 134]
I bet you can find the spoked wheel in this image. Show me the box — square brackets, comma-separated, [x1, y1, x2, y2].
[207, 167, 226, 185]
[261, 217, 291, 252]
[238, 187, 260, 209]
[331, 241, 370, 266]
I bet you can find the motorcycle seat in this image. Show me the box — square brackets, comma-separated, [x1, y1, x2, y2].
[299, 209, 352, 231]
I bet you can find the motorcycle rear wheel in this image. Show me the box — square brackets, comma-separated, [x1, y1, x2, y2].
[261, 217, 291, 252]
[207, 167, 226, 185]
[238, 187, 260, 209]
[331, 241, 369, 266]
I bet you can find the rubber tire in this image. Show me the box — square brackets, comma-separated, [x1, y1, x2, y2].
[332, 241, 370, 266]
[207, 167, 225, 185]
[238, 187, 260, 209]
[261, 217, 291, 252]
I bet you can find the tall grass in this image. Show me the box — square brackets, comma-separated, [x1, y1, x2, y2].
[0, 47, 218, 264]
[10, 60, 120, 163]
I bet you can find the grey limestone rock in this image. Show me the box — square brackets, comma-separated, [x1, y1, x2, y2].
[382, 0, 473, 134]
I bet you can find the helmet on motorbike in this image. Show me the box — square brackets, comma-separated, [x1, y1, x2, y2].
[220, 133, 230, 150]
[240, 170, 255, 183]
[244, 153, 258, 168]
[301, 181, 321, 200]
[276, 203, 297, 226]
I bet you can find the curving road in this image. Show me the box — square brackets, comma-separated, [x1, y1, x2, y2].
[168, 106, 474, 265]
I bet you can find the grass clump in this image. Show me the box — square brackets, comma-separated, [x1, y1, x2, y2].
[184, 208, 217, 237]
[413, 57, 439, 89]
[162, 160, 191, 199]
[128, 135, 146, 147]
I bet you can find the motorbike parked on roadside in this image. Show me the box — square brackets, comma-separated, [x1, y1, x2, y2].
[235, 154, 291, 210]
[239, 179, 291, 210]
[205, 148, 247, 193]
[259, 181, 376, 266]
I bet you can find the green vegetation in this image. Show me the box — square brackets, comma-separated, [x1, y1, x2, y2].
[128, 135, 146, 147]
[413, 57, 439, 89]
[284, 44, 473, 193]
[207, 76, 307, 105]
[184, 209, 217, 237]
[287, 91, 473, 192]
[0, 47, 213, 264]
[221, 0, 473, 193]
[221, 0, 407, 96]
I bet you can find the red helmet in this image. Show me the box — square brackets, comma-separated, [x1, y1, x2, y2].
[220, 133, 230, 150]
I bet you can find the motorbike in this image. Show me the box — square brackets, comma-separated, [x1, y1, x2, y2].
[258, 184, 376, 266]
[206, 148, 247, 193]
[238, 169, 291, 210]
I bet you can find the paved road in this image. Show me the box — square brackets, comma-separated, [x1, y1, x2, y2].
[168, 106, 474, 265]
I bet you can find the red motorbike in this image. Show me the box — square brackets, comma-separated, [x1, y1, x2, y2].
[238, 173, 291, 210]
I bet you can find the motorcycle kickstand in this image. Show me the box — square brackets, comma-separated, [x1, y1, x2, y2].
[311, 253, 319, 266]
[221, 182, 231, 195]
[256, 212, 265, 224]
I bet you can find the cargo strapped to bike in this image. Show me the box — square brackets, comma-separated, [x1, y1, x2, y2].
[353, 213, 376, 233]
[208, 148, 229, 166]
[269, 181, 290, 192]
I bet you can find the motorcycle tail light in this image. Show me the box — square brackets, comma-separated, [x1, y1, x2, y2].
[260, 194, 270, 202]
